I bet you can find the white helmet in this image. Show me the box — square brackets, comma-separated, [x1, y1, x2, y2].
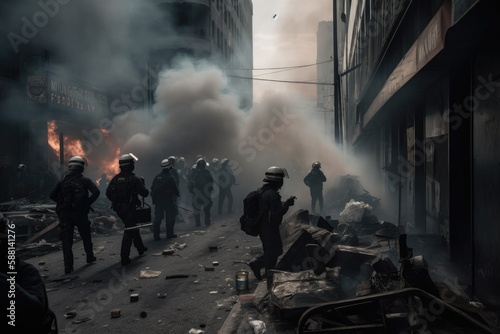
[119, 153, 138, 167]
[196, 158, 208, 169]
[264, 166, 289, 182]
[211, 158, 219, 164]
[168, 156, 177, 166]
[161, 158, 172, 169]
[68, 156, 86, 170]
[221, 158, 229, 166]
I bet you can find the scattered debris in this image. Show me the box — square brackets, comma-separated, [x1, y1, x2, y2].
[130, 293, 139, 302]
[165, 274, 189, 279]
[209, 246, 218, 252]
[110, 309, 121, 318]
[71, 317, 91, 324]
[64, 311, 76, 319]
[140, 311, 147, 318]
[188, 329, 205, 334]
[248, 319, 266, 334]
[215, 295, 239, 310]
[157, 293, 167, 298]
[140, 269, 161, 278]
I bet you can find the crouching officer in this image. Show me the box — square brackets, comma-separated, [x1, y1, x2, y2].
[50, 156, 100, 274]
[106, 153, 149, 266]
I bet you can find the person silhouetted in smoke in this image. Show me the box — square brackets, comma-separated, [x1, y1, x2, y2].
[303, 161, 327, 216]
[106, 153, 149, 266]
[248, 166, 295, 289]
[151, 158, 179, 240]
[50, 156, 100, 274]
[217, 158, 236, 214]
[188, 158, 214, 226]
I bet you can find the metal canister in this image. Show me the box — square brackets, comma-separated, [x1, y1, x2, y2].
[235, 270, 249, 291]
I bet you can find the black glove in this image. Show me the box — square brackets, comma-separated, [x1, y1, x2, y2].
[285, 196, 296, 207]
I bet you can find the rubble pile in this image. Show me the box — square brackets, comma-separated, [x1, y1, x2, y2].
[263, 202, 497, 333]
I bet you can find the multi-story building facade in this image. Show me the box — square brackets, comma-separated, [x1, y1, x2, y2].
[149, 0, 254, 109]
[0, 0, 254, 194]
[317, 21, 335, 140]
[336, 0, 500, 309]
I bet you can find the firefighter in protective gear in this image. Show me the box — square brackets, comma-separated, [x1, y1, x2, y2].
[217, 158, 236, 214]
[107, 153, 149, 266]
[151, 159, 179, 240]
[188, 158, 214, 226]
[49, 156, 100, 274]
[303, 161, 327, 215]
[248, 166, 295, 289]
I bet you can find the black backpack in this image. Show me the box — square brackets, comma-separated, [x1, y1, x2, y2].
[239, 188, 264, 236]
[58, 175, 87, 212]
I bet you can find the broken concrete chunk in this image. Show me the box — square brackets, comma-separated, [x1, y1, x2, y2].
[110, 309, 121, 318]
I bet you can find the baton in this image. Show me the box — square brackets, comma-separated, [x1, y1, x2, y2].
[124, 223, 153, 231]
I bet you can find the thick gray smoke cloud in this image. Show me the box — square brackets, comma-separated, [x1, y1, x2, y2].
[118, 58, 348, 209]
[1, 0, 162, 87]
[1, 0, 364, 213]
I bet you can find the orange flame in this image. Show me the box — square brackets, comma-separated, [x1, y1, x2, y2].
[48, 120, 120, 181]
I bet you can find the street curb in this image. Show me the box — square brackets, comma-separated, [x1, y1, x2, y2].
[218, 281, 268, 333]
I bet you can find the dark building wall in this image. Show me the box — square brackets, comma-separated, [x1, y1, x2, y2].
[472, 44, 500, 309]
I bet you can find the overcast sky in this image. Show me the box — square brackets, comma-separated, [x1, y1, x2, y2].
[252, 0, 333, 103]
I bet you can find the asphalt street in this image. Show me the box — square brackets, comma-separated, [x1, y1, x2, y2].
[20, 211, 273, 334]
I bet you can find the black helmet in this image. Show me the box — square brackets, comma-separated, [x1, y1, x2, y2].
[119, 153, 138, 168]
[221, 158, 229, 166]
[264, 166, 289, 182]
[312, 161, 321, 169]
[68, 156, 86, 171]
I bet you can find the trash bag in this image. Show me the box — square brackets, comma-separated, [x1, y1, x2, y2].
[339, 200, 372, 224]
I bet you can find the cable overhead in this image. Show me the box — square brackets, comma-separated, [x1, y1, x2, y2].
[224, 59, 333, 71]
[227, 74, 334, 85]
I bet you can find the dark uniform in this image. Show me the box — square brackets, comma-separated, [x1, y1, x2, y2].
[248, 166, 295, 288]
[303, 163, 327, 215]
[189, 159, 214, 226]
[50, 169, 100, 274]
[151, 169, 179, 239]
[107, 170, 149, 266]
[217, 159, 236, 214]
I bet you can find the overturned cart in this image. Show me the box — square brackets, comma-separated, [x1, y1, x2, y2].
[267, 208, 498, 333]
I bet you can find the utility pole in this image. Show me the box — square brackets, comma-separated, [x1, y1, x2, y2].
[333, 0, 342, 145]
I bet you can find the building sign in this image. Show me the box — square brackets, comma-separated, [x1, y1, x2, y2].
[363, 2, 451, 128]
[27, 75, 47, 103]
[48, 74, 108, 115]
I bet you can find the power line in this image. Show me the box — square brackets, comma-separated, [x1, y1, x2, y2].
[227, 74, 334, 85]
[224, 59, 333, 71]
